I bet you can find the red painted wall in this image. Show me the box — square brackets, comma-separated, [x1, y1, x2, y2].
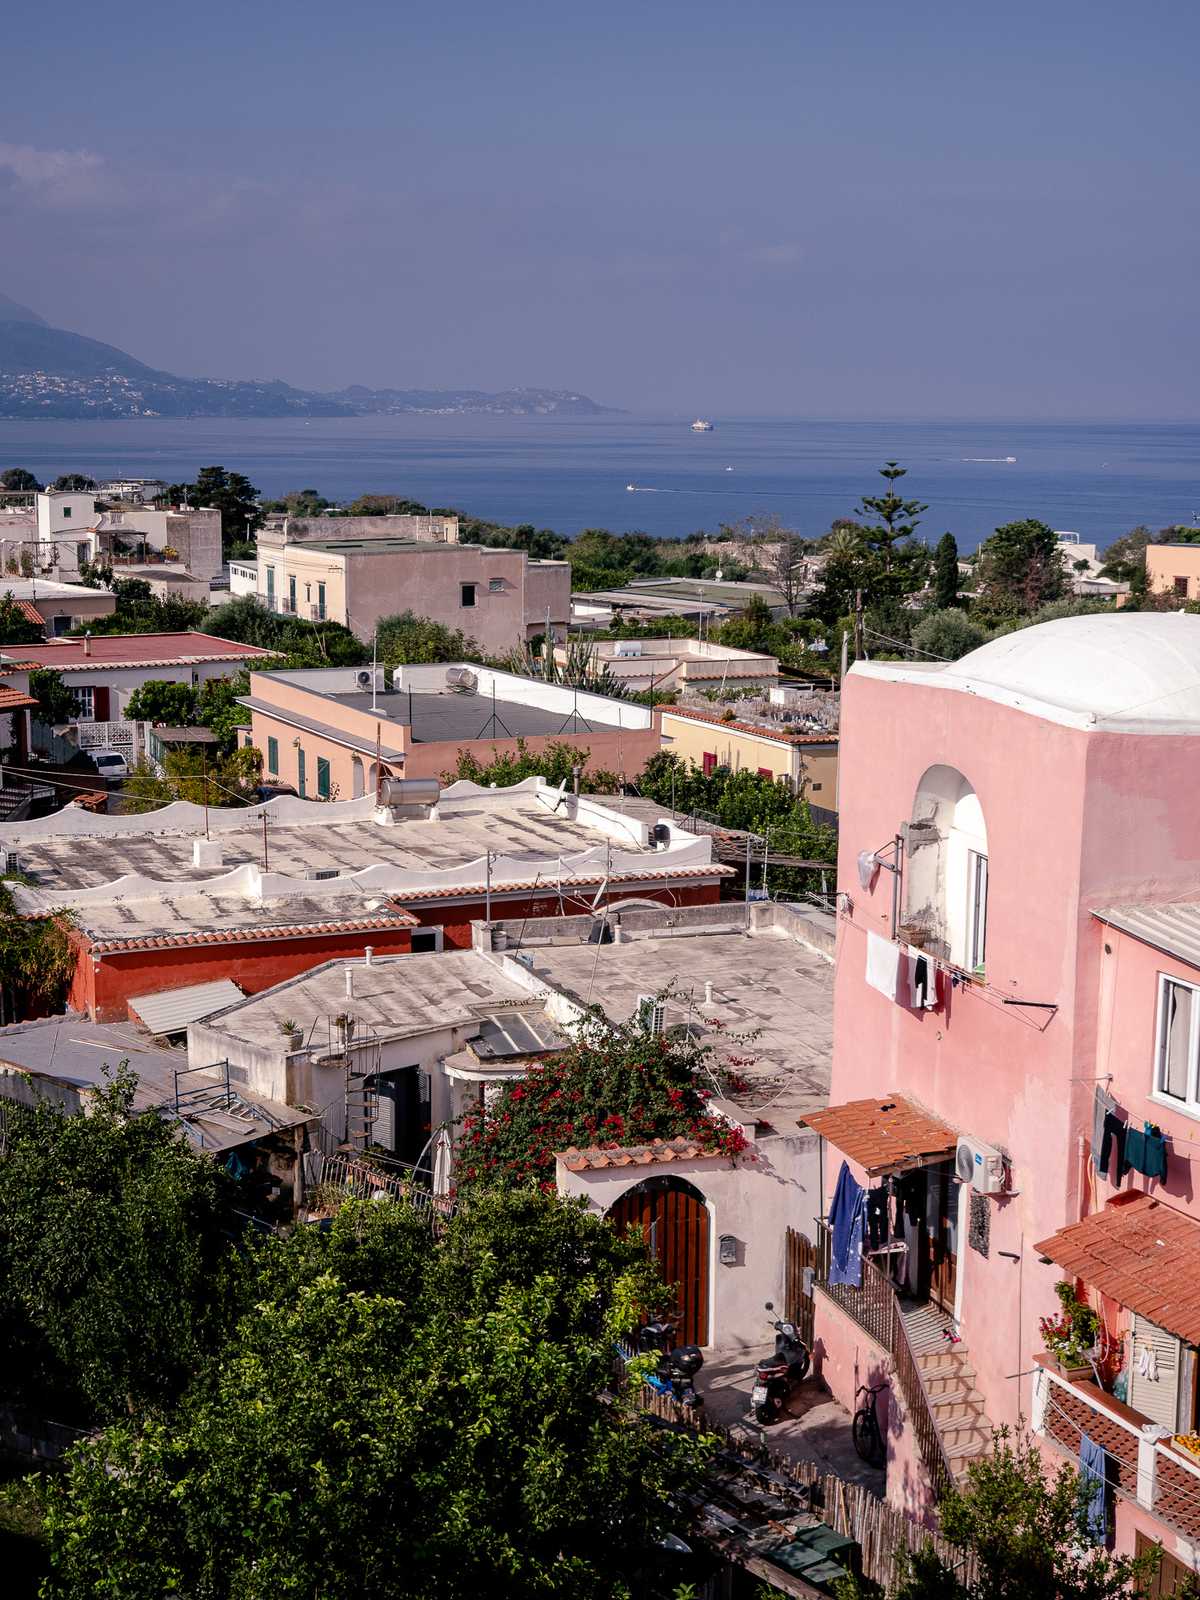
[71, 881, 723, 1020]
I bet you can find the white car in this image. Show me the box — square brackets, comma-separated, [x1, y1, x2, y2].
[91, 750, 129, 783]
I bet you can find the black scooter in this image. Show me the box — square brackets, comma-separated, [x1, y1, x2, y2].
[636, 1318, 705, 1409]
[751, 1301, 811, 1424]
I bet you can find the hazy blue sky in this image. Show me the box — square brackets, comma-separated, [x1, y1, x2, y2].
[2, 0, 1196, 416]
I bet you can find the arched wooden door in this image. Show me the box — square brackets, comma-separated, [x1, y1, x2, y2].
[609, 1177, 709, 1347]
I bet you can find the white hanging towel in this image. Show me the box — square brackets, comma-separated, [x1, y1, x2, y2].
[866, 931, 903, 1001]
[907, 950, 938, 1010]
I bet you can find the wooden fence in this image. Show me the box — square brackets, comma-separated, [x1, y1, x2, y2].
[783, 1227, 817, 1349]
[636, 1386, 975, 1595]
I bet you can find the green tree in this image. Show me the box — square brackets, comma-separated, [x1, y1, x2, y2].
[28, 668, 75, 726]
[121, 745, 263, 813]
[0, 468, 41, 493]
[836, 1430, 1158, 1600]
[1099, 525, 1152, 593]
[41, 1191, 707, 1600]
[933, 533, 960, 610]
[0, 880, 75, 1022]
[973, 520, 1065, 618]
[442, 735, 611, 789]
[0, 591, 45, 646]
[164, 466, 263, 553]
[204, 595, 368, 668]
[375, 610, 482, 665]
[50, 474, 96, 492]
[911, 608, 988, 662]
[195, 670, 252, 753]
[123, 679, 198, 725]
[0, 1067, 238, 1421]
[856, 461, 927, 573]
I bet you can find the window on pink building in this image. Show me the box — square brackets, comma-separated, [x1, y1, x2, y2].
[1156, 976, 1198, 1108]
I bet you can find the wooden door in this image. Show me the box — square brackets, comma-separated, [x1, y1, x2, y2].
[609, 1178, 709, 1347]
[927, 1165, 959, 1317]
[784, 1227, 817, 1348]
[1136, 1530, 1196, 1596]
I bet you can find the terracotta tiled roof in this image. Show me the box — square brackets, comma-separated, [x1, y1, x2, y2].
[662, 703, 838, 746]
[87, 910, 420, 954]
[0, 685, 37, 710]
[0, 632, 275, 671]
[398, 862, 731, 903]
[558, 1136, 715, 1171]
[799, 1095, 958, 1176]
[12, 600, 43, 628]
[1035, 1193, 1200, 1346]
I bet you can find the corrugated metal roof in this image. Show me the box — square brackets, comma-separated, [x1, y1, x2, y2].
[1094, 904, 1200, 972]
[128, 979, 245, 1035]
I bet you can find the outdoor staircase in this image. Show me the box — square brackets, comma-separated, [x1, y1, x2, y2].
[345, 1074, 379, 1150]
[900, 1302, 996, 1483]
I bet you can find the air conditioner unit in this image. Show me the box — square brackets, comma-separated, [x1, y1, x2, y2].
[613, 641, 642, 658]
[356, 669, 375, 689]
[955, 1135, 1006, 1194]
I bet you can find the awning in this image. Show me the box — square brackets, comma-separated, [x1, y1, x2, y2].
[1035, 1193, 1200, 1347]
[129, 979, 245, 1036]
[799, 1094, 958, 1177]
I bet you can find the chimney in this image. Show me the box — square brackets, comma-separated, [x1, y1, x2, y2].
[83, 631, 91, 656]
[364, 946, 374, 966]
[704, 980, 714, 1005]
[345, 968, 354, 999]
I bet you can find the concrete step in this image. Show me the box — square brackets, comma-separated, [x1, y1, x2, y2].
[937, 1421, 993, 1455]
[916, 1350, 976, 1380]
[930, 1393, 989, 1426]
[923, 1372, 980, 1401]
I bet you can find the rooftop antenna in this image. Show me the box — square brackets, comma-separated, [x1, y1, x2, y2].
[371, 630, 379, 712]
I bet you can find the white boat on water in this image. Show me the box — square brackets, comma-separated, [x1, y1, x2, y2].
[691, 418, 714, 431]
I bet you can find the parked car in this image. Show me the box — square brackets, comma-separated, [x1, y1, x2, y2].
[90, 750, 129, 783]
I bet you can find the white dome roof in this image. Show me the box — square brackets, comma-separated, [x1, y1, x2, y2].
[859, 613, 1200, 731]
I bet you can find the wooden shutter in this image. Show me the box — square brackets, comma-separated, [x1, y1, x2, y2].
[1129, 1313, 1182, 1430]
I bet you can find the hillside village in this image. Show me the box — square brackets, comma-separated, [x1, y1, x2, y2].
[2, 462, 1200, 1596]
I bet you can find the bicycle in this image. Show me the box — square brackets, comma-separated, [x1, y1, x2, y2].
[852, 1382, 888, 1467]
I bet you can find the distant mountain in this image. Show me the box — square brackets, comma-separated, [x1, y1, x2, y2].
[0, 297, 618, 420]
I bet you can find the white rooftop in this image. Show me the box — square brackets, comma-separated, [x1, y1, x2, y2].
[853, 614, 1200, 733]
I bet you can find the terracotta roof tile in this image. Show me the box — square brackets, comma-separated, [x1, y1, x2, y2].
[799, 1094, 958, 1176]
[555, 1135, 715, 1170]
[12, 600, 43, 628]
[0, 686, 37, 710]
[1036, 1193, 1200, 1346]
[398, 862, 731, 903]
[87, 909, 420, 954]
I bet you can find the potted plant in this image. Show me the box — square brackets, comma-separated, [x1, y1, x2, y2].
[1039, 1282, 1100, 1380]
[277, 1017, 302, 1050]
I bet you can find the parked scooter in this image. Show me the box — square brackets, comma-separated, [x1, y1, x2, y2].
[751, 1302, 811, 1424]
[633, 1317, 705, 1409]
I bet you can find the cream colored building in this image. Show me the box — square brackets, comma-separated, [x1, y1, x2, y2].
[661, 704, 838, 806]
[555, 636, 778, 695]
[1146, 541, 1200, 601]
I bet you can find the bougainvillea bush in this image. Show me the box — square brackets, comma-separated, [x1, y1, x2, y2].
[456, 1009, 750, 1192]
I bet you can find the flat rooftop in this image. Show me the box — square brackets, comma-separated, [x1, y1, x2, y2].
[0, 1015, 307, 1151]
[511, 912, 833, 1121]
[333, 689, 608, 742]
[196, 950, 544, 1052]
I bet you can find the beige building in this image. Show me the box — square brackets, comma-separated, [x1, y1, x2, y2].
[235, 531, 570, 656]
[661, 703, 838, 806]
[554, 636, 779, 695]
[1146, 541, 1200, 601]
[240, 662, 661, 796]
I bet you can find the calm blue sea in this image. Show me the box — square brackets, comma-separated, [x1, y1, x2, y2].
[0, 415, 1196, 553]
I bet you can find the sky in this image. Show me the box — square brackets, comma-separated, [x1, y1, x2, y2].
[1, 0, 1198, 417]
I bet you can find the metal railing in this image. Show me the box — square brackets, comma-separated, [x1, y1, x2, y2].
[815, 1220, 957, 1499]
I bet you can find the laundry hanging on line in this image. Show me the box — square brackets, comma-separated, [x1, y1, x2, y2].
[1122, 1121, 1169, 1184]
[828, 1161, 868, 1289]
[1091, 1084, 1118, 1170]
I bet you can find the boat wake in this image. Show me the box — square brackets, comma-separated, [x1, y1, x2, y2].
[962, 456, 1017, 463]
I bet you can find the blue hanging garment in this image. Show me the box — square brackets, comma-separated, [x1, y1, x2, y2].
[1079, 1432, 1106, 1544]
[828, 1161, 867, 1289]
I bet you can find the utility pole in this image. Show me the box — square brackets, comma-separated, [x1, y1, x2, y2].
[545, 605, 552, 680]
[853, 589, 865, 662]
[261, 809, 269, 871]
[840, 630, 849, 682]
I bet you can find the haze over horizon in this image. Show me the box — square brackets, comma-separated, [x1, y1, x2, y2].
[2, 0, 1196, 421]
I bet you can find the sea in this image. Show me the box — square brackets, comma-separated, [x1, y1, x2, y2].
[0, 415, 1197, 554]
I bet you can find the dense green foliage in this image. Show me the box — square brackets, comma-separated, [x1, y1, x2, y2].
[441, 735, 622, 792]
[121, 671, 252, 754]
[972, 519, 1065, 619]
[39, 1190, 707, 1600]
[121, 745, 263, 812]
[50, 473, 96, 492]
[68, 574, 209, 635]
[27, 668, 75, 726]
[0, 1069, 238, 1421]
[933, 532, 960, 610]
[204, 594, 368, 666]
[0, 592, 45, 646]
[0, 467, 40, 493]
[0, 880, 75, 1021]
[375, 609, 482, 664]
[123, 678, 199, 725]
[911, 607, 988, 661]
[837, 1431, 1161, 1600]
[459, 1011, 749, 1192]
[163, 466, 263, 553]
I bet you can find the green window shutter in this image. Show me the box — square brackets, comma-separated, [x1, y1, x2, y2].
[266, 736, 278, 776]
[317, 757, 331, 799]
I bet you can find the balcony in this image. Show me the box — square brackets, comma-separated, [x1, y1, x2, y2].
[1034, 1358, 1200, 1543]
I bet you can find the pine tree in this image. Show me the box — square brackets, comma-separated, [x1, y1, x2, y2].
[934, 533, 960, 609]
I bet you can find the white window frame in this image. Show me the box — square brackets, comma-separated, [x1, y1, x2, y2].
[71, 685, 94, 721]
[967, 849, 988, 972]
[1153, 972, 1200, 1118]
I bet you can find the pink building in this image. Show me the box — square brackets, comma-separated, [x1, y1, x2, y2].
[803, 614, 1200, 1580]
